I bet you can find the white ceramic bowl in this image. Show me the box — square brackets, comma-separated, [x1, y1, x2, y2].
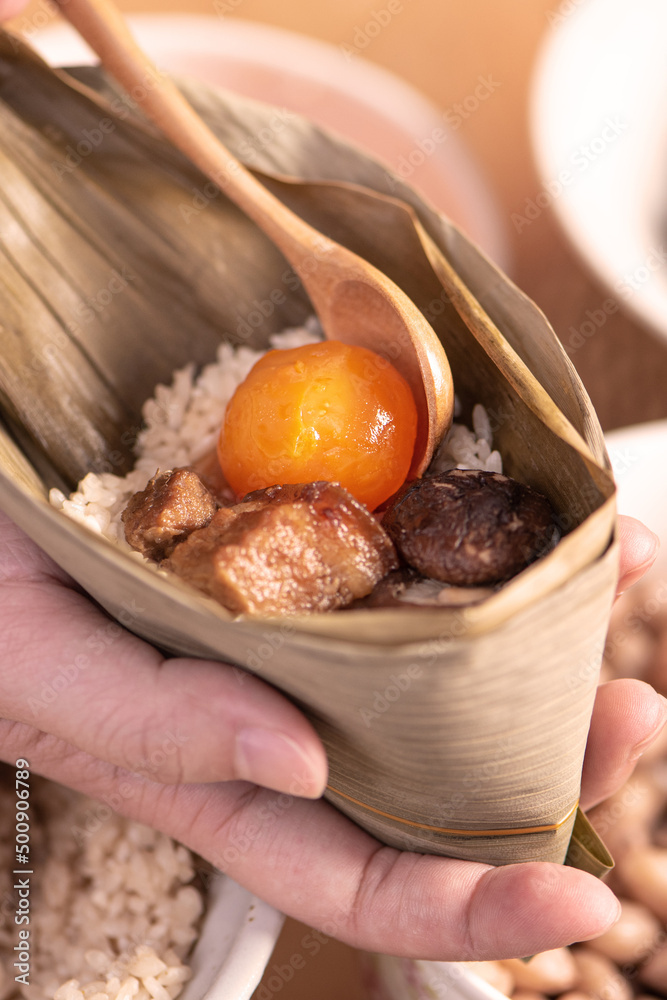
[180, 874, 283, 1000]
[364, 419, 667, 997]
[606, 418, 667, 578]
[363, 953, 508, 1000]
[27, 13, 509, 272]
[530, 0, 667, 341]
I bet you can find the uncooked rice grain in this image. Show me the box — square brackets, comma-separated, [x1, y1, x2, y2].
[0, 769, 203, 1000]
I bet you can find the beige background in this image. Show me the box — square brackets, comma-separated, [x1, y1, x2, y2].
[8, 0, 667, 995]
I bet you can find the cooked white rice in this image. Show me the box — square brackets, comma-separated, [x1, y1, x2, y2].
[49, 322, 321, 545]
[430, 402, 502, 476]
[49, 319, 502, 545]
[0, 770, 202, 1000]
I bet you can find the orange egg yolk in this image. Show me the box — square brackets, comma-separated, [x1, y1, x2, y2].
[217, 340, 418, 511]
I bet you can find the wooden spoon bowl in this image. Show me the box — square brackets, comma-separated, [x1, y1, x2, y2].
[54, 0, 454, 476]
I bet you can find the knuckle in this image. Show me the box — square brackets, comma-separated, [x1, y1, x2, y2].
[92, 704, 188, 785]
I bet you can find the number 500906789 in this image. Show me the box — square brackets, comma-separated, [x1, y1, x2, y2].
[15, 759, 30, 865]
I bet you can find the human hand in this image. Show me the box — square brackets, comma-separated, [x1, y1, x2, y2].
[0, 511, 663, 961]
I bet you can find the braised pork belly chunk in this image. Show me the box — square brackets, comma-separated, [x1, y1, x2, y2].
[161, 481, 398, 616]
[121, 468, 218, 561]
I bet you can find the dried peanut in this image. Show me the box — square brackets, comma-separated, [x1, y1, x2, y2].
[586, 898, 662, 966]
[571, 947, 633, 1000]
[605, 627, 657, 680]
[502, 949, 578, 994]
[646, 630, 667, 697]
[638, 938, 667, 994]
[465, 961, 515, 995]
[587, 776, 662, 864]
[617, 847, 667, 923]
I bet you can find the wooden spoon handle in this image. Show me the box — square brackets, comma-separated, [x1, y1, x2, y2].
[53, 0, 332, 270]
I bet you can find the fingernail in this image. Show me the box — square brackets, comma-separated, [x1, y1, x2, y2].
[234, 727, 326, 798]
[646, 529, 660, 553]
[636, 528, 661, 564]
[629, 693, 667, 761]
[618, 528, 660, 594]
[607, 895, 623, 928]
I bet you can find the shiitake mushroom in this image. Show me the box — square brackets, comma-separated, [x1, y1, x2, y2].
[382, 469, 560, 586]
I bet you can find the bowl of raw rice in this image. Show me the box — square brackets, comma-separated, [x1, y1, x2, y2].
[0, 766, 283, 1000]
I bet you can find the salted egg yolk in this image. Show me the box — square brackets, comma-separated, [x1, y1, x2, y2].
[217, 340, 418, 511]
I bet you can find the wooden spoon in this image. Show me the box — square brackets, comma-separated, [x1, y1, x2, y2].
[53, 0, 454, 476]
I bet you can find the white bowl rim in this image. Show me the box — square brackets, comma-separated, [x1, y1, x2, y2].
[181, 874, 284, 1000]
[529, 0, 667, 342]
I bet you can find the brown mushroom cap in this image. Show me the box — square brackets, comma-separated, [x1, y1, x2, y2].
[382, 469, 560, 586]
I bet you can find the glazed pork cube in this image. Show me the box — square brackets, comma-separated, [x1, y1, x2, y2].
[122, 468, 218, 560]
[163, 481, 398, 616]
